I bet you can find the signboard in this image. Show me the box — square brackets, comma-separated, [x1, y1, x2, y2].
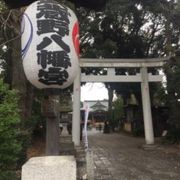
[21, 0, 79, 89]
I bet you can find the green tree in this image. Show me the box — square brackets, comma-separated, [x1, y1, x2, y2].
[164, 56, 180, 142]
[112, 95, 124, 129]
[163, 1, 180, 141]
[0, 4, 35, 169]
[0, 79, 21, 180]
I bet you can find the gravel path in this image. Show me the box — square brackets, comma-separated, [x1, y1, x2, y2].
[88, 130, 180, 180]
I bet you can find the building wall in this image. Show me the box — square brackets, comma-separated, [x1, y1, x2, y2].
[84, 100, 109, 111]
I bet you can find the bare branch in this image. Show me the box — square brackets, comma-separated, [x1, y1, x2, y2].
[0, 34, 20, 47]
[1, 10, 12, 27]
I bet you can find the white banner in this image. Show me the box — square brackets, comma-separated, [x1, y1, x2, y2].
[83, 102, 89, 149]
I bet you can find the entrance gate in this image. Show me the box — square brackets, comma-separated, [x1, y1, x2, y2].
[72, 57, 168, 146]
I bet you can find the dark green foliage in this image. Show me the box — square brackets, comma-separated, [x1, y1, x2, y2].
[113, 96, 124, 121]
[79, 0, 174, 59]
[132, 121, 144, 137]
[3, 0, 107, 10]
[162, 1, 180, 142]
[30, 92, 45, 138]
[164, 56, 180, 142]
[0, 171, 19, 180]
[0, 79, 21, 179]
[109, 95, 124, 131]
[78, 0, 174, 103]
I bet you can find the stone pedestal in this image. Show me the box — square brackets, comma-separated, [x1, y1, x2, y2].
[59, 136, 75, 155]
[22, 156, 76, 180]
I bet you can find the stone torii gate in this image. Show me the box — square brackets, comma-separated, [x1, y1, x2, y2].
[72, 57, 168, 146]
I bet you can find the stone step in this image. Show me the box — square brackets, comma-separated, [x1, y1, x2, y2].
[59, 135, 76, 155]
[76, 146, 87, 180]
[59, 141, 75, 155]
[60, 136, 72, 143]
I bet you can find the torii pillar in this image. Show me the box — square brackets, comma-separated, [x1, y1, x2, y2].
[141, 67, 154, 145]
[72, 66, 81, 146]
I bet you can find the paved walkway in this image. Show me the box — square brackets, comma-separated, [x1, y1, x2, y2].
[88, 130, 180, 180]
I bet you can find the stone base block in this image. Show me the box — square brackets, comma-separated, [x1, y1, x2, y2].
[142, 144, 158, 151]
[22, 156, 76, 180]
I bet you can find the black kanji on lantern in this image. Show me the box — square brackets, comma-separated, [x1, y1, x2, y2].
[36, 0, 71, 86]
[39, 68, 69, 85]
[37, 36, 70, 52]
[37, 50, 71, 69]
[37, 1, 70, 22]
[37, 19, 69, 36]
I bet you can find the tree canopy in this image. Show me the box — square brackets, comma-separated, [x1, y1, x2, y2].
[3, 0, 107, 9]
[77, 0, 180, 138]
[78, 0, 179, 95]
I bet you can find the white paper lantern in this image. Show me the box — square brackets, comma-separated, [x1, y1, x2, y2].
[21, 0, 79, 89]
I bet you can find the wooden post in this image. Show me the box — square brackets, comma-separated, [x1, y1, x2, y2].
[46, 116, 59, 155]
[42, 95, 60, 155]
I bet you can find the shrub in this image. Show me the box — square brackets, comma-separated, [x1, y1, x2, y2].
[0, 79, 22, 179]
[164, 56, 180, 142]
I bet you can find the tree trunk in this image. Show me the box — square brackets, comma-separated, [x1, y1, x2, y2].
[107, 86, 113, 121]
[10, 10, 34, 123]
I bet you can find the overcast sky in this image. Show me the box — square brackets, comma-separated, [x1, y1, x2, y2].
[81, 83, 108, 101]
